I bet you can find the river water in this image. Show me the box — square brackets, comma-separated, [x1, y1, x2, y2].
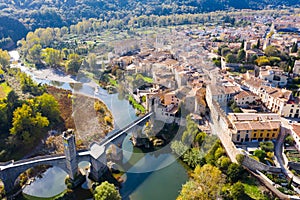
[9, 51, 188, 200]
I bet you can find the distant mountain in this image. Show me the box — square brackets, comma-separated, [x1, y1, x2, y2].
[0, 0, 299, 49]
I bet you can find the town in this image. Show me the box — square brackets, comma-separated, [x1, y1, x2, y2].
[1, 8, 300, 200]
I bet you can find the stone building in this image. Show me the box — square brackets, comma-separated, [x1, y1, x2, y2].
[228, 113, 281, 143]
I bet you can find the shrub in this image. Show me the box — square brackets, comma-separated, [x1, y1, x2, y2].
[236, 154, 245, 165]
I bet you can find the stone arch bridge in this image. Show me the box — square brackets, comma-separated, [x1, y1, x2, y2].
[0, 112, 153, 195]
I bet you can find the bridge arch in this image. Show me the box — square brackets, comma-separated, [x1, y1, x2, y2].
[0, 156, 68, 195]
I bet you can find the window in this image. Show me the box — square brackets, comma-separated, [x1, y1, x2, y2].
[291, 109, 294, 113]
[272, 133, 275, 137]
[267, 133, 269, 137]
[254, 133, 257, 137]
[260, 133, 263, 137]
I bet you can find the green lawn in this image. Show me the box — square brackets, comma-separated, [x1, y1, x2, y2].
[143, 76, 154, 83]
[242, 176, 271, 200]
[109, 77, 118, 86]
[0, 82, 12, 99]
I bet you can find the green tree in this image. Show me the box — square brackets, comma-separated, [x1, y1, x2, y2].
[183, 148, 202, 168]
[264, 45, 280, 57]
[253, 149, 266, 162]
[231, 181, 246, 200]
[0, 102, 8, 132]
[171, 140, 189, 157]
[225, 54, 237, 63]
[259, 141, 274, 152]
[177, 164, 225, 200]
[237, 49, 246, 62]
[240, 40, 245, 50]
[227, 163, 244, 183]
[291, 42, 298, 53]
[94, 181, 121, 200]
[221, 47, 231, 57]
[28, 44, 42, 65]
[217, 156, 231, 171]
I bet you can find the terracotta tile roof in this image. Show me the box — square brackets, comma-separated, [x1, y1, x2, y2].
[234, 91, 257, 100]
[292, 124, 300, 138]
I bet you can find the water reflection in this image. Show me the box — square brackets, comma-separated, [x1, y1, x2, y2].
[23, 167, 67, 198]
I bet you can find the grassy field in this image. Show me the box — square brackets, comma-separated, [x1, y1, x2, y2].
[242, 175, 271, 200]
[0, 82, 12, 99]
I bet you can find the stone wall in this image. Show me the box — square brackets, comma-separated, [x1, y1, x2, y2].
[288, 161, 300, 171]
[242, 156, 282, 173]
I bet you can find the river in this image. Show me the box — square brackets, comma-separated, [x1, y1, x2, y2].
[8, 51, 188, 200]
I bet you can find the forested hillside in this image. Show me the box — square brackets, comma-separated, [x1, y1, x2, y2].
[0, 0, 299, 49]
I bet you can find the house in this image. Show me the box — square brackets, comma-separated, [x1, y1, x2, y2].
[258, 66, 288, 87]
[290, 124, 300, 151]
[293, 60, 300, 76]
[243, 77, 300, 118]
[228, 113, 281, 143]
[206, 83, 241, 107]
[234, 91, 259, 108]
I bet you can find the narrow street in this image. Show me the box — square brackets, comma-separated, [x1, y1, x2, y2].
[275, 118, 300, 185]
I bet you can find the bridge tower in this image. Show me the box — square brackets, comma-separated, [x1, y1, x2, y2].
[63, 129, 78, 180]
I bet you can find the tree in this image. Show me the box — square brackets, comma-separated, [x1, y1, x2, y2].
[231, 181, 246, 200]
[171, 140, 189, 157]
[65, 53, 82, 74]
[87, 53, 97, 69]
[35, 93, 60, 123]
[264, 45, 280, 57]
[42, 48, 62, 67]
[227, 163, 244, 183]
[256, 39, 260, 49]
[217, 156, 231, 171]
[291, 42, 298, 53]
[253, 149, 266, 162]
[177, 164, 225, 200]
[221, 47, 231, 57]
[94, 181, 121, 200]
[183, 148, 202, 168]
[0, 49, 10, 68]
[259, 141, 274, 152]
[10, 104, 49, 141]
[225, 54, 237, 63]
[28, 44, 42, 65]
[240, 40, 244, 50]
[237, 49, 246, 62]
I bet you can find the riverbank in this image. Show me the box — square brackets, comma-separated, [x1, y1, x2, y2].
[44, 86, 114, 153]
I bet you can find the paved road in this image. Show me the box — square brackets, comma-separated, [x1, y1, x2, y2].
[275, 118, 300, 185]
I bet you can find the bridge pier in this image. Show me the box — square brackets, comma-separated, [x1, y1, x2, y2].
[63, 130, 78, 180]
[89, 143, 108, 182]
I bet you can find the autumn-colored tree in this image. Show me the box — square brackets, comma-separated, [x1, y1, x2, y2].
[35, 93, 60, 123]
[0, 49, 10, 68]
[42, 48, 62, 67]
[10, 104, 49, 142]
[65, 53, 82, 74]
[177, 164, 225, 200]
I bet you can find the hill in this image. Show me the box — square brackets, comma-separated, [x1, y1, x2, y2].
[0, 0, 299, 49]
